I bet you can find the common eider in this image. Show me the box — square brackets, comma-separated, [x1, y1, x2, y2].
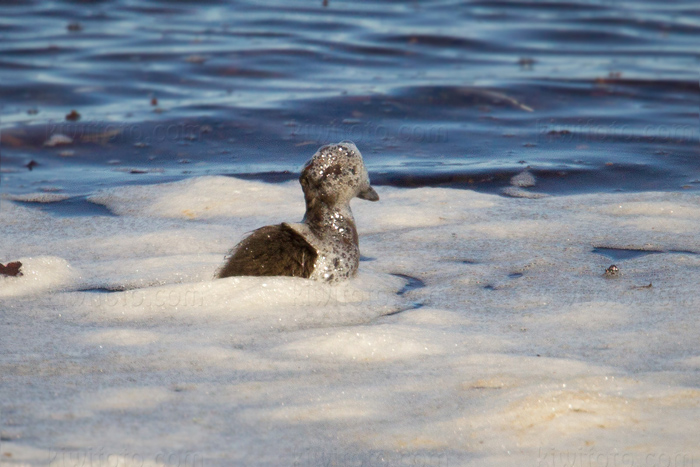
[217, 142, 379, 282]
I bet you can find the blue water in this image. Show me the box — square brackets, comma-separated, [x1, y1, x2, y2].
[1, 0, 698, 199]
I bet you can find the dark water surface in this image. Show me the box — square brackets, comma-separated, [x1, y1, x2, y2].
[1, 0, 698, 199]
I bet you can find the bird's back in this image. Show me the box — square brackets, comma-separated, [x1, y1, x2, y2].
[217, 224, 318, 279]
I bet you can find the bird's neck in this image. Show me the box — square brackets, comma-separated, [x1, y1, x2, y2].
[302, 197, 358, 245]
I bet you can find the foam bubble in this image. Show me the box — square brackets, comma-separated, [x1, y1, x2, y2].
[0, 256, 78, 297]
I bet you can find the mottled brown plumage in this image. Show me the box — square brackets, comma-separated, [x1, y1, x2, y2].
[217, 224, 317, 278]
[216, 141, 378, 281]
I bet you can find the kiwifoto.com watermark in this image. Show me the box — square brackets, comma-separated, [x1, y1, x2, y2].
[290, 447, 449, 467]
[48, 288, 205, 309]
[536, 282, 700, 309]
[536, 120, 698, 144]
[25, 278, 696, 312]
[48, 448, 203, 467]
[45, 121, 212, 145]
[290, 121, 449, 144]
[538, 447, 696, 467]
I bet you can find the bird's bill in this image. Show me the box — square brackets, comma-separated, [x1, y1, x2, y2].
[357, 185, 379, 201]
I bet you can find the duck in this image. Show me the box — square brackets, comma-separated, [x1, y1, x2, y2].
[217, 141, 379, 282]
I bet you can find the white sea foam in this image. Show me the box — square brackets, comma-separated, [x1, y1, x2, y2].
[1, 176, 699, 466]
[3, 193, 71, 203]
[510, 168, 536, 187]
[43, 133, 73, 147]
[0, 256, 78, 298]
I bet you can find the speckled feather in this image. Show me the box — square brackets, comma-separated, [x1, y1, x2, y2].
[216, 224, 317, 278]
[217, 142, 378, 281]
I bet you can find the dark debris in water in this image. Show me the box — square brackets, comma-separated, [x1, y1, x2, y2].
[604, 264, 620, 277]
[65, 110, 81, 121]
[0, 262, 23, 277]
[518, 57, 535, 68]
